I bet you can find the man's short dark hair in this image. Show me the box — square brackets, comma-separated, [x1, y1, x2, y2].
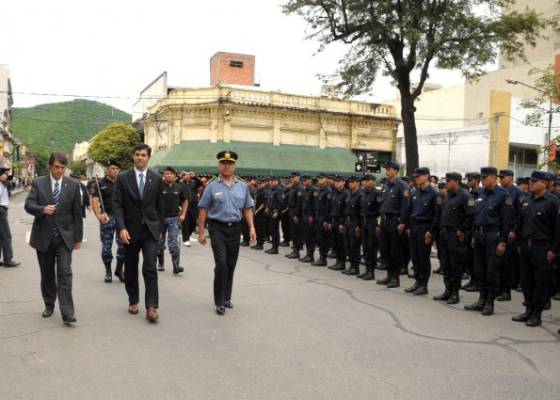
[132, 143, 152, 157]
[48, 152, 68, 166]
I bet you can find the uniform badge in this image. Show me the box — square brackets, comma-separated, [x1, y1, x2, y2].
[376, 196, 382, 203]
[467, 198, 475, 207]
[327, 193, 332, 199]
[281, 193, 286, 199]
[313, 191, 319, 197]
[297, 191, 303, 197]
[505, 196, 513, 206]
[436, 196, 443, 205]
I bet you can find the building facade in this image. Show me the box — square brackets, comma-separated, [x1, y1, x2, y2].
[0, 65, 15, 172]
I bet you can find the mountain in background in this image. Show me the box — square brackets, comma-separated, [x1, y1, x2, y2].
[12, 99, 132, 155]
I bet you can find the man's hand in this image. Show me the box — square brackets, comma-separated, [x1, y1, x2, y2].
[546, 250, 556, 264]
[249, 228, 256, 242]
[198, 232, 207, 245]
[272, 212, 279, 219]
[97, 213, 110, 224]
[457, 230, 465, 243]
[120, 229, 131, 245]
[375, 226, 381, 239]
[179, 215, 186, 224]
[497, 242, 506, 257]
[73, 242, 81, 250]
[397, 223, 406, 235]
[43, 205, 56, 215]
[309, 216, 315, 225]
[425, 231, 433, 245]
[355, 226, 361, 237]
[339, 224, 346, 234]
[508, 231, 516, 244]
[293, 216, 299, 224]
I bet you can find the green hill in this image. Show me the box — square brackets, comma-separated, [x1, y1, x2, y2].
[12, 99, 132, 155]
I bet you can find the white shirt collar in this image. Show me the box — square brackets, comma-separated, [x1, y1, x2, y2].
[50, 174, 62, 185]
[134, 167, 147, 177]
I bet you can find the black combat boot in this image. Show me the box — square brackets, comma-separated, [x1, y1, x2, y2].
[327, 251, 337, 259]
[103, 259, 112, 283]
[512, 307, 533, 323]
[114, 260, 125, 282]
[157, 254, 165, 271]
[361, 266, 375, 281]
[481, 302, 494, 316]
[172, 255, 184, 275]
[496, 291, 511, 302]
[404, 281, 420, 293]
[387, 276, 400, 288]
[344, 265, 360, 275]
[356, 268, 369, 279]
[251, 243, 264, 250]
[464, 296, 486, 311]
[433, 289, 451, 301]
[330, 261, 345, 271]
[311, 258, 327, 267]
[376, 273, 392, 285]
[266, 246, 279, 255]
[286, 250, 300, 259]
[413, 285, 428, 295]
[446, 291, 460, 305]
[526, 310, 542, 327]
[299, 252, 314, 263]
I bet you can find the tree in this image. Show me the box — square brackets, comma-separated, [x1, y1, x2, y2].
[69, 160, 87, 176]
[88, 122, 141, 170]
[283, 0, 550, 174]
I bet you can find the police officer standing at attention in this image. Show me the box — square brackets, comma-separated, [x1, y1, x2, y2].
[300, 175, 318, 263]
[341, 176, 362, 275]
[377, 162, 409, 288]
[512, 171, 560, 327]
[465, 167, 513, 316]
[266, 177, 284, 255]
[434, 172, 474, 304]
[498, 169, 526, 301]
[312, 173, 333, 266]
[357, 175, 380, 280]
[91, 160, 125, 283]
[157, 167, 187, 274]
[251, 178, 268, 251]
[405, 167, 439, 295]
[329, 175, 350, 271]
[286, 172, 305, 259]
[462, 172, 482, 292]
[198, 150, 255, 316]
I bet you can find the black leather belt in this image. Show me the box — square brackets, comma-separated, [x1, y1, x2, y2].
[208, 219, 241, 227]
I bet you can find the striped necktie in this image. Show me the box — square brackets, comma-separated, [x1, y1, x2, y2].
[52, 181, 60, 236]
[139, 173, 145, 199]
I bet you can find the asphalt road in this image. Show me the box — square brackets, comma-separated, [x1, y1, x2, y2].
[1, 192, 559, 400]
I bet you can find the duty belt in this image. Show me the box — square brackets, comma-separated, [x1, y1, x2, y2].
[208, 219, 241, 227]
[381, 214, 400, 222]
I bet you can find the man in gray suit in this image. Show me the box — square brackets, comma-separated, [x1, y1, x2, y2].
[24, 152, 83, 325]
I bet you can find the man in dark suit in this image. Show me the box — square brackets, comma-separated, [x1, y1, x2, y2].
[71, 174, 90, 218]
[24, 153, 83, 325]
[113, 143, 165, 322]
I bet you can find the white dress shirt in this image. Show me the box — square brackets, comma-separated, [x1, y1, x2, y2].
[50, 175, 63, 195]
[134, 167, 147, 192]
[0, 182, 9, 207]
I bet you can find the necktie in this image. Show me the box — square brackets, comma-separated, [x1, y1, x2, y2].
[52, 181, 60, 237]
[139, 173, 145, 199]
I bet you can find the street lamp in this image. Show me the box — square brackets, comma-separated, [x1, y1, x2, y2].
[505, 78, 554, 170]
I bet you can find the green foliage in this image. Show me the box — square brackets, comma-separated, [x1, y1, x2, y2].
[12, 99, 131, 156]
[88, 123, 141, 170]
[283, 0, 552, 173]
[69, 160, 87, 176]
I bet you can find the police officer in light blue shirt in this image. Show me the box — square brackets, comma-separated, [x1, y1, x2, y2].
[197, 150, 255, 316]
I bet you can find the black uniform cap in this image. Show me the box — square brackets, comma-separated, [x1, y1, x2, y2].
[498, 169, 514, 177]
[216, 150, 238, 162]
[438, 182, 446, 189]
[480, 166, 498, 177]
[301, 175, 312, 180]
[107, 160, 121, 168]
[445, 172, 462, 182]
[385, 161, 400, 170]
[516, 177, 530, 185]
[414, 167, 430, 176]
[163, 166, 176, 174]
[530, 171, 553, 181]
[362, 175, 376, 181]
[466, 172, 481, 180]
[401, 176, 410, 183]
[347, 175, 360, 182]
[290, 171, 301, 177]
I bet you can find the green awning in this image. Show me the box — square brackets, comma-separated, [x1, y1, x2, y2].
[149, 140, 359, 177]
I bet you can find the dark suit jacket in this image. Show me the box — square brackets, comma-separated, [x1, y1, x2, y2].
[78, 182, 90, 218]
[24, 175, 84, 252]
[113, 169, 164, 242]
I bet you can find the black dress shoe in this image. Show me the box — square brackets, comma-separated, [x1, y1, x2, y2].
[251, 244, 264, 250]
[512, 308, 533, 322]
[104, 273, 112, 283]
[299, 255, 313, 263]
[224, 301, 233, 309]
[481, 304, 494, 316]
[496, 292, 511, 302]
[286, 252, 300, 259]
[330, 263, 345, 271]
[526, 312, 542, 327]
[446, 293, 460, 305]
[267, 247, 279, 255]
[464, 301, 485, 311]
[3, 261, 20, 267]
[311, 259, 327, 267]
[404, 282, 419, 293]
[343, 267, 359, 275]
[387, 278, 400, 288]
[413, 286, 428, 296]
[433, 291, 450, 301]
[240, 241, 250, 247]
[63, 316, 77, 325]
[42, 308, 54, 318]
[216, 306, 226, 315]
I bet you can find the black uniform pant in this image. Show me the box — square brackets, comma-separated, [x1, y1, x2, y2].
[361, 218, 378, 268]
[0, 207, 14, 263]
[281, 211, 291, 243]
[124, 226, 159, 309]
[439, 229, 465, 293]
[500, 243, 518, 293]
[519, 241, 554, 312]
[332, 219, 346, 263]
[36, 236, 74, 318]
[345, 219, 361, 267]
[303, 214, 316, 254]
[409, 224, 432, 286]
[269, 213, 281, 247]
[379, 217, 403, 277]
[254, 212, 267, 246]
[316, 218, 331, 259]
[463, 232, 476, 280]
[473, 229, 503, 304]
[208, 221, 242, 307]
[289, 212, 303, 250]
[182, 205, 198, 241]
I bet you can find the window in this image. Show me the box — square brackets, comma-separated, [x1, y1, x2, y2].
[230, 60, 244, 68]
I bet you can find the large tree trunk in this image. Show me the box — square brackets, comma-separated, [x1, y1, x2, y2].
[400, 94, 419, 176]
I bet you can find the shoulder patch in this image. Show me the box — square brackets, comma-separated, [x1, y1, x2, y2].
[505, 196, 513, 206]
[327, 193, 332, 199]
[436, 196, 443, 205]
[468, 198, 475, 207]
[313, 191, 319, 197]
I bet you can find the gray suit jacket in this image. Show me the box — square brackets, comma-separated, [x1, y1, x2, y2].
[24, 175, 84, 252]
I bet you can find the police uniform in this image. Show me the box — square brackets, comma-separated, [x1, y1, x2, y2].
[406, 168, 439, 295]
[280, 179, 292, 247]
[465, 167, 514, 316]
[462, 172, 482, 292]
[158, 172, 187, 274]
[300, 178, 319, 263]
[90, 163, 125, 282]
[286, 173, 305, 259]
[198, 150, 255, 315]
[341, 176, 362, 275]
[312, 174, 333, 266]
[434, 172, 475, 304]
[358, 175, 381, 280]
[266, 180, 284, 254]
[251, 181, 268, 250]
[512, 171, 560, 327]
[329, 176, 350, 271]
[498, 169, 527, 301]
[377, 162, 410, 287]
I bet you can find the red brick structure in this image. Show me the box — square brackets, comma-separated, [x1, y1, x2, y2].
[210, 52, 255, 86]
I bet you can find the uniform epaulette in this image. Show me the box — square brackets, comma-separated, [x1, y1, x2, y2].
[235, 175, 246, 183]
[206, 176, 217, 185]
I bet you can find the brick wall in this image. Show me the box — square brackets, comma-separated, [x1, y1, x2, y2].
[210, 52, 255, 86]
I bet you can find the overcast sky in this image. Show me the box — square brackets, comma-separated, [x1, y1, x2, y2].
[1, 0, 466, 117]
